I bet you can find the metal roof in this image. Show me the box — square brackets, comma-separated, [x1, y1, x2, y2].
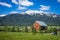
[36, 21, 47, 26]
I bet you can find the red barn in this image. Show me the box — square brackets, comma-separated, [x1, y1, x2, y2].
[33, 21, 47, 30]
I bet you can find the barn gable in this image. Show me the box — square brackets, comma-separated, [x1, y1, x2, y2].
[35, 21, 47, 26]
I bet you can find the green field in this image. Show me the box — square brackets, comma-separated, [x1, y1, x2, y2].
[0, 26, 60, 40]
[0, 32, 60, 40]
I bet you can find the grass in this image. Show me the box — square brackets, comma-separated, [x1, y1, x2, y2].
[0, 26, 60, 40]
[0, 32, 60, 40]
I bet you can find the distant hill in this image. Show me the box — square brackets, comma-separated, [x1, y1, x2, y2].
[0, 13, 60, 26]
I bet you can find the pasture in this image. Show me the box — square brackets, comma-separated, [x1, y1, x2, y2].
[0, 32, 60, 40]
[0, 26, 60, 40]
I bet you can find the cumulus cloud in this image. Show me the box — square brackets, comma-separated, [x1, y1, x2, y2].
[12, 0, 18, 4]
[18, 0, 33, 10]
[57, 0, 60, 3]
[11, 0, 34, 10]
[0, 2, 12, 7]
[40, 5, 50, 11]
[11, 0, 34, 6]
[18, 5, 26, 10]
[10, 11, 18, 14]
[18, 7, 26, 10]
[19, 0, 34, 6]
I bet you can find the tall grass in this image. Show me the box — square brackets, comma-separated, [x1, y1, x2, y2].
[0, 32, 60, 40]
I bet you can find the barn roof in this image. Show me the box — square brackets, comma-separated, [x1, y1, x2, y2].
[36, 21, 47, 26]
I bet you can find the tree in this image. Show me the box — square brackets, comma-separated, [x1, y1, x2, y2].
[53, 28, 57, 35]
[17, 26, 20, 32]
[32, 26, 36, 35]
[11, 26, 15, 32]
[25, 26, 28, 32]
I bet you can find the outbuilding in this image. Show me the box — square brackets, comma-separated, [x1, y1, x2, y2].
[33, 21, 47, 30]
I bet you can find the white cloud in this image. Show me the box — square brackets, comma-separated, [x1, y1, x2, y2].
[0, 2, 12, 7]
[11, 0, 34, 6]
[18, 5, 26, 10]
[10, 11, 18, 14]
[57, 0, 60, 3]
[19, 0, 34, 6]
[40, 5, 50, 11]
[0, 14, 6, 17]
[12, 0, 18, 4]
[11, 0, 34, 10]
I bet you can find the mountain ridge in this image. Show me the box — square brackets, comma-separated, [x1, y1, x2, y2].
[0, 13, 60, 26]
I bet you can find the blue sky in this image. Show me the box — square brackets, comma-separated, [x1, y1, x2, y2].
[0, 0, 60, 15]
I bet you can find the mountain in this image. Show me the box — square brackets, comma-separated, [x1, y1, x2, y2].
[0, 13, 60, 26]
